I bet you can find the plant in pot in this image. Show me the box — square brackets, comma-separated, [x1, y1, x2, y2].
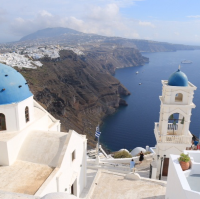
[178, 153, 190, 171]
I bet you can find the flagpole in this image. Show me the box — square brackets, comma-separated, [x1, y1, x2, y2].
[97, 136, 99, 156]
[97, 123, 99, 156]
[95, 123, 101, 158]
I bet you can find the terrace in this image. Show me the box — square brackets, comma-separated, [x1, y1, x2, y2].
[166, 152, 200, 199]
[184, 151, 200, 192]
[90, 170, 166, 199]
[154, 123, 192, 144]
[0, 160, 53, 195]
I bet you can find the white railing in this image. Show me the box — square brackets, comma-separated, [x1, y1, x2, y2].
[87, 161, 130, 173]
[154, 123, 192, 144]
[160, 135, 192, 144]
[168, 123, 178, 130]
[100, 162, 130, 173]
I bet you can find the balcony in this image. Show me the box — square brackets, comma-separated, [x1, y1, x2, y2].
[154, 123, 192, 144]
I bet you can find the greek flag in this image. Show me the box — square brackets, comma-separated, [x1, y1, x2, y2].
[95, 131, 101, 138]
[95, 126, 101, 138]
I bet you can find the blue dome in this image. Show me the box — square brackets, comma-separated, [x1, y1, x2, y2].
[168, 69, 188, 87]
[0, 63, 33, 105]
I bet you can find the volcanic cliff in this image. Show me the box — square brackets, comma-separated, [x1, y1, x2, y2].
[18, 50, 145, 148]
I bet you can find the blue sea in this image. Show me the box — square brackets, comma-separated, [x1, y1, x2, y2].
[100, 50, 200, 152]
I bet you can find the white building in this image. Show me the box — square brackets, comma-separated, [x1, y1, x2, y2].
[166, 151, 200, 199]
[154, 67, 196, 178]
[0, 63, 87, 198]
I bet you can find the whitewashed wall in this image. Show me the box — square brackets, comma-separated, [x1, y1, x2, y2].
[5, 113, 49, 165]
[0, 99, 60, 166]
[0, 103, 19, 132]
[0, 141, 9, 165]
[35, 130, 87, 198]
[17, 96, 34, 130]
[0, 96, 34, 132]
[166, 154, 200, 199]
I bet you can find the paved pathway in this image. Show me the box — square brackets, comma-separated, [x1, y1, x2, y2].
[91, 171, 166, 199]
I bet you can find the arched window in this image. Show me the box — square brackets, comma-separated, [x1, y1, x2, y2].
[175, 93, 183, 102]
[25, 106, 29, 123]
[0, 113, 6, 131]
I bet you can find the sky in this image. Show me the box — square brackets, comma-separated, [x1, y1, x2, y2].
[0, 0, 200, 45]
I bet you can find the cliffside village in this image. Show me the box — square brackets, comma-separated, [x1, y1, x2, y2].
[0, 45, 84, 69]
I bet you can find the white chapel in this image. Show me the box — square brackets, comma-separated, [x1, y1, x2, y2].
[0, 63, 87, 198]
[154, 67, 197, 177]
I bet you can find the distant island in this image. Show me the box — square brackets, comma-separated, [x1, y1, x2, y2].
[18, 27, 200, 53]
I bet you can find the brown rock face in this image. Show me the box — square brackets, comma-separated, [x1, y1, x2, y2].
[83, 46, 149, 74]
[19, 50, 130, 148]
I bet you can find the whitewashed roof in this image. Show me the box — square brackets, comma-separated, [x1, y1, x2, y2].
[130, 147, 146, 157]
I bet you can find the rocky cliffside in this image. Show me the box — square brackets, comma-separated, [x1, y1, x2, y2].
[19, 50, 131, 148]
[105, 39, 200, 52]
[83, 46, 149, 74]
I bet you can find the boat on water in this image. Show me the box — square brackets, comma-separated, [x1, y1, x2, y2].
[139, 83, 142, 85]
[136, 71, 139, 74]
[181, 60, 192, 64]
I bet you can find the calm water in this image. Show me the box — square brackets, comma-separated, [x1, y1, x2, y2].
[100, 50, 200, 152]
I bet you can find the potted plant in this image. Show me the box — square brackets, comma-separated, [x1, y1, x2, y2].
[178, 153, 190, 171]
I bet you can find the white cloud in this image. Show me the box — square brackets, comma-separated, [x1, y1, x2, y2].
[9, 5, 200, 45]
[139, 21, 155, 28]
[10, 11, 85, 36]
[150, 20, 200, 44]
[10, 4, 140, 39]
[40, 10, 53, 17]
[88, 4, 119, 21]
[0, 0, 145, 42]
[98, 0, 144, 7]
[0, 0, 200, 45]
[7, 8, 200, 45]
[174, 32, 180, 36]
[187, 15, 200, 18]
[0, 8, 7, 24]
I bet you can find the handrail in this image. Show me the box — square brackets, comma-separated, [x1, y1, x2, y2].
[154, 122, 192, 144]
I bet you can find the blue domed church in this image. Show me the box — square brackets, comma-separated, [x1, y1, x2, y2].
[0, 64, 87, 198]
[0, 63, 34, 131]
[153, 67, 197, 178]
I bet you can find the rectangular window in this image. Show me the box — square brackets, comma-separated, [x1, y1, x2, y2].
[72, 150, 76, 162]
[0, 113, 6, 131]
[25, 107, 29, 123]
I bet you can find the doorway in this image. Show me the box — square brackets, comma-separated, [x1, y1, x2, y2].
[0, 113, 6, 131]
[71, 184, 74, 195]
[71, 179, 77, 196]
[162, 158, 169, 176]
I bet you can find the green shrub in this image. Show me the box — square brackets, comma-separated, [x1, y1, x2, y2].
[113, 150, 132, 158]
[178, 153, 190, 163]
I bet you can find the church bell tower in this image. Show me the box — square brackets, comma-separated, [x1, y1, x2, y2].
[154, 67, 197, 177]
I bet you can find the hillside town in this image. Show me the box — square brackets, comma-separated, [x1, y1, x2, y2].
[0, 45, 84, 69]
